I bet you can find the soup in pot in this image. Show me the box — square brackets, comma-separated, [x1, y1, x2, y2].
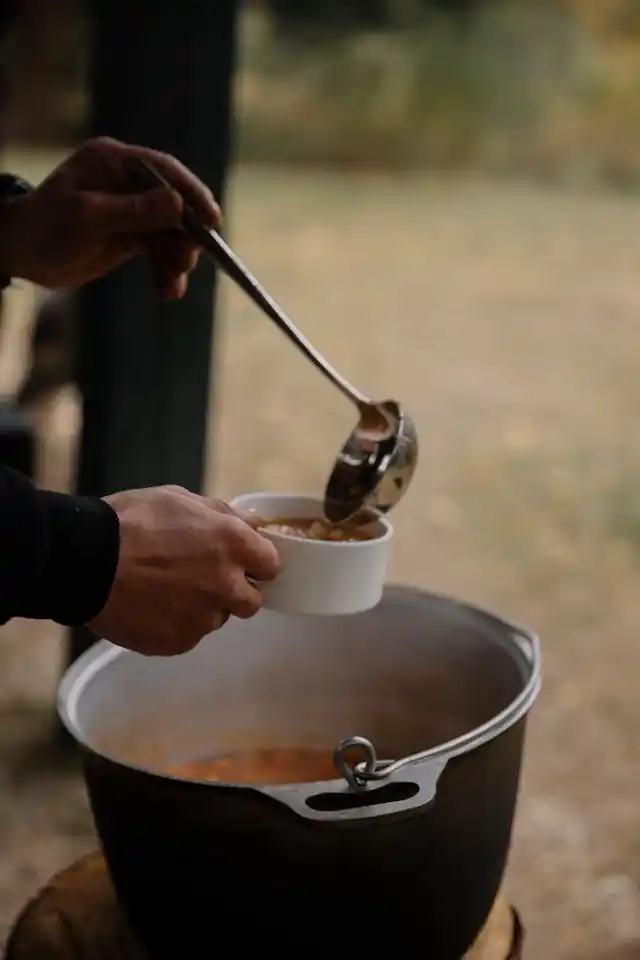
[167, 748, 340, 785]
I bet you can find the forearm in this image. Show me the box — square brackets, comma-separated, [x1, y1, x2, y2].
[0, 466, 120, 626]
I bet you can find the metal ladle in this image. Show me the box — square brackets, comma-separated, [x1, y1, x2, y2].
[137, 160, 418, 523]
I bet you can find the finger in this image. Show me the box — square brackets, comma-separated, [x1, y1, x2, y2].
[201, 498, 267, 529]
[162, 273, 189, 300]
[171, 491, 241, 513]
[223, 574, 263, 620]
[80, 186, 184, 236]
[199, 500, 279, 580]
[203, 498, 244, 518]
[124, 144, 221, 229]
[87, 236, 142, 280]
[227, 521, 281, 582]
[160, 490, 262, 529]
[207, 610, 230, 633]
[163, 484, 194, 496]
[234, 508, 268, 530]
[144, 232, 201, 300]
[247, 534, 280, 582]
[173, 493, 265, 533]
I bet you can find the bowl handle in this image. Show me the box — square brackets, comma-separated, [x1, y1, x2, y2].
[258, 757, 447, 824]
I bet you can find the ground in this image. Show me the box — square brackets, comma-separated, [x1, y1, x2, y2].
[0, 152, 639, 958]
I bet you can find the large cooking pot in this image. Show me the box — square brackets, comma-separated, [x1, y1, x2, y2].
[58, 586, 540, 959]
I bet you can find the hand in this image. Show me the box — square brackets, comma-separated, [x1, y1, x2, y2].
[0, 136, 221, 298]
[88, 486, 280, 657]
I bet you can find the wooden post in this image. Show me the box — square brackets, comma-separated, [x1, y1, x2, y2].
[67, 0, 238, 667]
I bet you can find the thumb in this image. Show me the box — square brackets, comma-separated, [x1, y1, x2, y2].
[235, 508, 268, 530]
[82, 186, 184, 235]
[207, 498, 267, 529]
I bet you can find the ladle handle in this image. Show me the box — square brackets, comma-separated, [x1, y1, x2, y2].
[192, 218, 369, 407]
[135, 159, 369, 409]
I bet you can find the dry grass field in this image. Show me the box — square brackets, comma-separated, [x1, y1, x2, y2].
[0, 149, 638, 957]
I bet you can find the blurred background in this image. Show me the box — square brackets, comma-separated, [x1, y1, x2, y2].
[0, 1, 639, 957]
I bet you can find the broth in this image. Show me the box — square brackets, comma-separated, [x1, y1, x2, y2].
[261, 517, 375, 543]
[167, 748, 339, 785]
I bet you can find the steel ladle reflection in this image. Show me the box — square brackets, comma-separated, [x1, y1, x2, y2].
[137, 160, 418, 523]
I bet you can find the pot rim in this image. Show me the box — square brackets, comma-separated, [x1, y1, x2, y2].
[58, 586, 541, 783]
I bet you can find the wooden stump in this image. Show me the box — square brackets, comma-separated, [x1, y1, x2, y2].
[4, 853, 524, 959]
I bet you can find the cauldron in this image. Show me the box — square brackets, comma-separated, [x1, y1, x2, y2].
[58, 586, 540, 959]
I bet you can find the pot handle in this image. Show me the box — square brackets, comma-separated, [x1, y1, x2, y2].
[259, 756, 447, 824]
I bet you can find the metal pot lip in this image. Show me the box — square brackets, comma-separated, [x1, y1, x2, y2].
[58, 586, 541, 780]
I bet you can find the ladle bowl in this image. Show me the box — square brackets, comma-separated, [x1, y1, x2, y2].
[324, 400, 418, 523]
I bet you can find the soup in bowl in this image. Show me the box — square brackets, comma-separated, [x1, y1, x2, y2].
[261, 516, 376, 542]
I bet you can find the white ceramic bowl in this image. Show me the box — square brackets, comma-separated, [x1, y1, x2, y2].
[231, 492, 393, 616]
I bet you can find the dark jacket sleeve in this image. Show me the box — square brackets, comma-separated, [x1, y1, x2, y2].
[0, 465, 120, 627]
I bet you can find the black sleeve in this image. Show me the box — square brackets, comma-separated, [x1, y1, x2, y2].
[0, 465, 120, 627]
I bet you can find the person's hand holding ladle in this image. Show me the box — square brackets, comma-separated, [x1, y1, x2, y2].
[135, 160, 418, 524]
